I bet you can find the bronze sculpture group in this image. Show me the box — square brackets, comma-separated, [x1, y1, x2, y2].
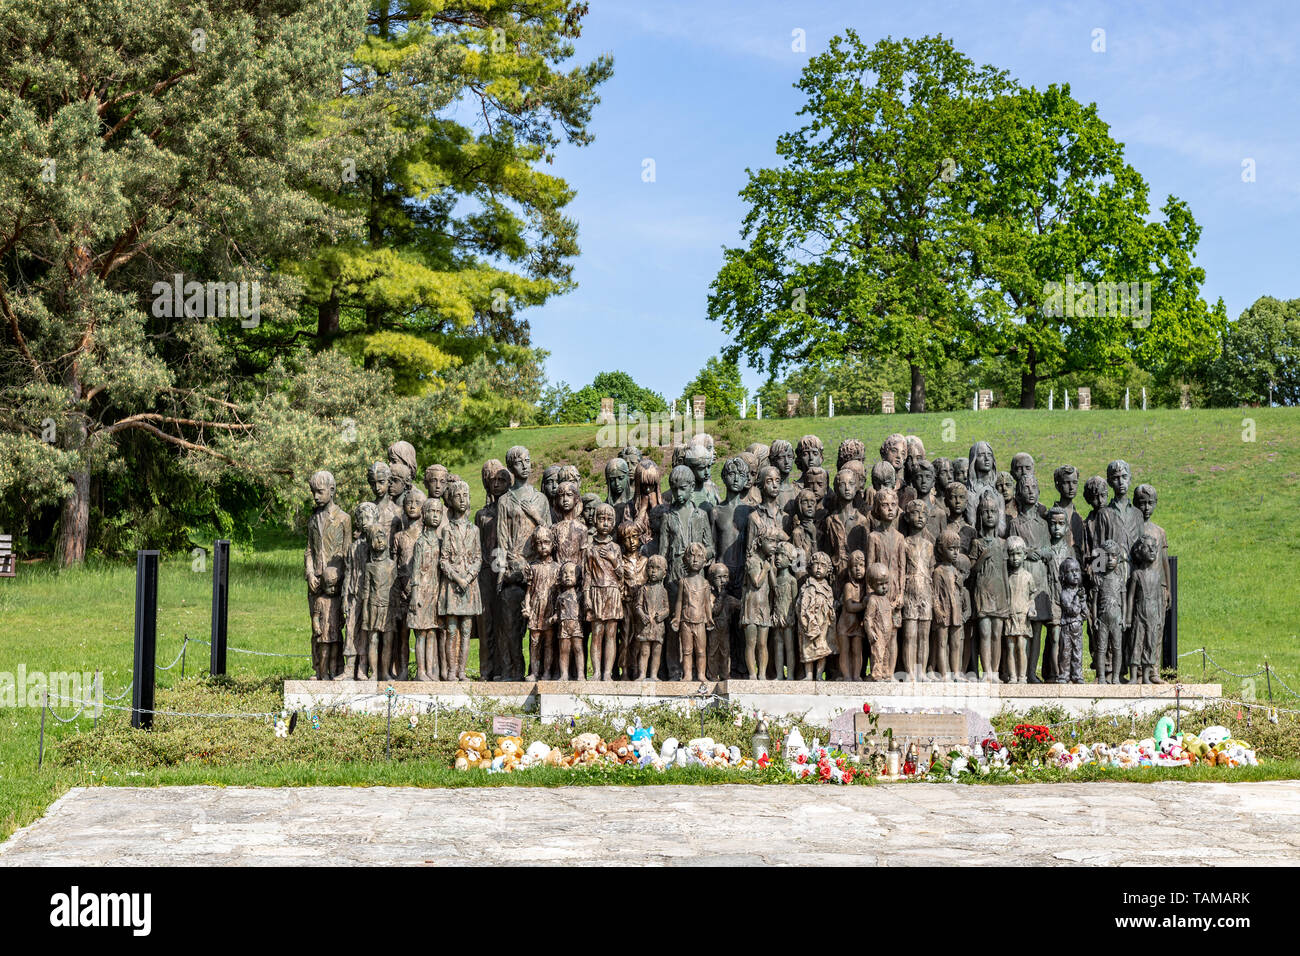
[305, 433, 1171, 685]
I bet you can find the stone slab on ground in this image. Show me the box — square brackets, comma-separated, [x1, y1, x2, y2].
[3, 781, 1296, 866]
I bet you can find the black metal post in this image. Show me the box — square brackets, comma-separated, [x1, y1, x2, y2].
[1265, 661, 1273, 703]
[1161, 555, 1178, 669]
[210, 539, 230, 676]
[38, 688, 46, 768]
[132, 550, 159, 730]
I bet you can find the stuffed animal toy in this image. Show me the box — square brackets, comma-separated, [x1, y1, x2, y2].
[1198, 725, 1230, 746]
[521, 741, 551, 769]
[494, 736, 525, 771]
[659, 737, 679, 765]
[608, 734, 637, 765]
[627, 717, 655, 754]
[455, 730, 491, 770]
[570, 732, 604, 765]
[727, 745, 743, 765]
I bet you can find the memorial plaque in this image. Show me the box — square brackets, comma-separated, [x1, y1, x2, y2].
[851, 710, 969, 753]
[785, 392, 799, 417]
[1180, 385, 1191, 410]
[978, 389, 993, 410]
[692, 394, 705, 420]
[881, 391, 895, 414]
[491, 715, 523, 737]
[1077, 387, 1091, 411]
[598, 396, 615, 424]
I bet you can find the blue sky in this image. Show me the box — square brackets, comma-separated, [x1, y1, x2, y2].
[527, 0, 1300, 399]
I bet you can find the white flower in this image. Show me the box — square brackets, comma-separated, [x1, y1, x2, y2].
[275, 720, 288, 738]
[409, 715, 418, 729]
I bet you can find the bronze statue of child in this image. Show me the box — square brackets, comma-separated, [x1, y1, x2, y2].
[968, 490, 1010, 682]
[672, 541, 714, 682]
[306, 470, 351, 680]
[362, 523, 399, 682]
[740, 528, 780, 679]
[930, 529, 968, 682]
[1091, 539, 1126, 684]
[1042, 506, 1072, 685]
[524, 526, 559, 681]
[865, 561, 895, 681]
[706, 562, 739, 680]
[343, 500, 379, 680]
[770, 542, 799, 679]
[1134, 484, 1171, 614]
[1004, 535, 1039, 683]
[585, 502, 624, 681]
[407, 497, 445, 681]
[837, 549, 868, 682]
[393, 486, 427, 679]
[438, 480, 482, 682]
[634, 554, 670, 680]
[789, 487, 821, 576]
[1056, 556, 1086, 684]
[617, 520, 647, 681]
[900, 499, 935, 681]
[797, 551, 836, 681]
[1126, 534, 1166, 685]
[556, 561, 584, 680]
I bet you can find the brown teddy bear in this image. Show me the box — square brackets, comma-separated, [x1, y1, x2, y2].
[608, 734, 636, 765]
[569, 732, 604, 766]
[494, 735, 525, 772]
[455, 730, 491, 770]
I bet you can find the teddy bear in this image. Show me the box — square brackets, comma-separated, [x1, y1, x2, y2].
[569, 732, 604, 766]
[608, 734, 637, 765]
[494, 735, 525, 772]
[455, 730, 491, 770]
[521, 741, 551, 769]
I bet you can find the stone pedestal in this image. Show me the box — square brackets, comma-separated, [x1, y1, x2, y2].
[282, 679, 1221, 724]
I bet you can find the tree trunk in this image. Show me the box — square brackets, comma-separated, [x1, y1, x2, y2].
[56, 467, 90, 566]
[909, 363, 926, 413]
[1019, 346, 1039, 409]
[317, 292, 340, 339]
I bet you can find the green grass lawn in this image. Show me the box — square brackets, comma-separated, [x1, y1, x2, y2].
[2, 407, 1298, 840]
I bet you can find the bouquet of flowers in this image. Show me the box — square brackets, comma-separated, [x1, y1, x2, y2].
[790, 745, 858, 784]
[1008, 724, 1056, 765]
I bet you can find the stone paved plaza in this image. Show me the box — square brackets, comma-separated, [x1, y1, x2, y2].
[3, 781, 1299, 866]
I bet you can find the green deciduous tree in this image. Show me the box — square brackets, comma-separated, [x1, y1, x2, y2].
[679, 356, 746, 419]
[960, 84, 1223, 407]
[540, 369, 665, 424]
[708, 33, 1010, 413]
[1207, 297, 1300, 407]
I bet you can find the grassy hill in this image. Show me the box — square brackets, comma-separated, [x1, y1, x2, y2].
[0, 406, 1296, 838]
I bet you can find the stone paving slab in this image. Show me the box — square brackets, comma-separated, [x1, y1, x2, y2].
[2, 782, 1297, 866]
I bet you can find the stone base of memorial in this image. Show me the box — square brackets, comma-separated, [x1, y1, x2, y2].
[283, 680, 537, 715]
[722, 680, 1222, 723]
[284, 678, 1220, 723]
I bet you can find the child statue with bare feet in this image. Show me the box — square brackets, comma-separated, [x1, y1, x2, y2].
[1092, 540, 1126, 684]
[900, 499, 935, 681]
[770, 543, 799, 679]
[671, 541, 713, 682]
[634, 555, 670, 680]
[930, 529, 968, 682]
[706, 563, 738, 680]
[618, 521, 647, 680]
[407, 497, 444, 681]
[797, 551, 836, 681]
[837, 550, 868, 681]
[556, 561, 584, 680]
[1127, 534, 1166, 685]
[865, 562, 895, 681]
[524, 526, 559, 681]
[438, 480, 482, 682]
[585, 503, 624, 681]
[1056, 557, 1086, 684]
[1004, 536, 1039, 683]
[968, 491, 1010, 682]
[740, 529, 779, 679]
